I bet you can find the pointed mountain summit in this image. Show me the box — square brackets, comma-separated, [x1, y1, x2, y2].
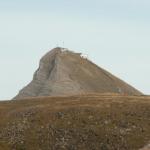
[14, 47, 142, 99]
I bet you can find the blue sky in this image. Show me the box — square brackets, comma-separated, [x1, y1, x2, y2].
[0, 0, 150, 99]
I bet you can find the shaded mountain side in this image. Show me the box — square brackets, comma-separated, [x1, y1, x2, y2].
[14, 47, 142, 99]
[0, 95, 150, 150]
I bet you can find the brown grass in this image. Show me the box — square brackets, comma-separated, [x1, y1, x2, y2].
[0, 94, 150, 150]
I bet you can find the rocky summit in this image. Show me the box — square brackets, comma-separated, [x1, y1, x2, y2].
[14, 47, 142, 99]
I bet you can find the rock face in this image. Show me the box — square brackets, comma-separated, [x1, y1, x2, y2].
[140, 143, 150, 150]
[14, 47, 142, 99]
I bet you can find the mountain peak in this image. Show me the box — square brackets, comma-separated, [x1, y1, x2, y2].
[14, 48, 142, 99]
[40, 47, 82, 65]
[41, 47, 81, 59]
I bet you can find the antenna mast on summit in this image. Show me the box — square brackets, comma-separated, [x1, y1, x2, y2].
[63, 41, 64, 48]
[56, 43, 59, 47]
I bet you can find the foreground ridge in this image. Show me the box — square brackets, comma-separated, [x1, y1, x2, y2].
[0, 95, 150, 149]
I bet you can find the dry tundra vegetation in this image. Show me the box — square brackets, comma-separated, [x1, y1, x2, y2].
[0, 94, 150, 150]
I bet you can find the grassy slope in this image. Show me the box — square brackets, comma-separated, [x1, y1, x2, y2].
[0, 94, 150, 150]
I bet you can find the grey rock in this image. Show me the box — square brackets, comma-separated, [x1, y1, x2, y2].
[14, 47, 142, 99]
